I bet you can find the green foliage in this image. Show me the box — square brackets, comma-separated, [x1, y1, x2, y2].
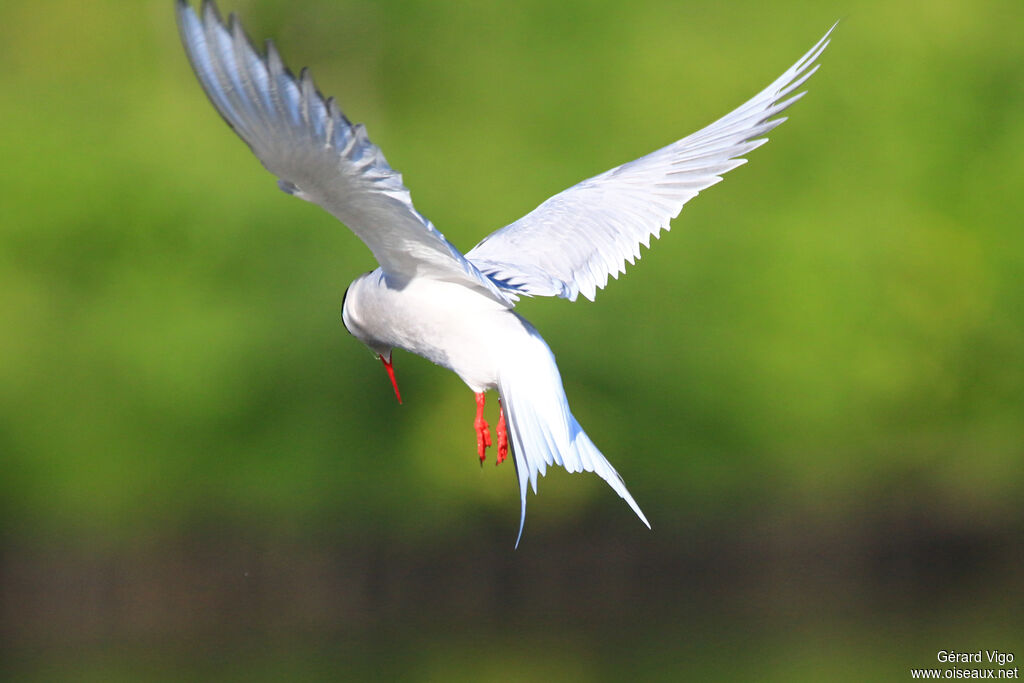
[1, 0, 1022, 537]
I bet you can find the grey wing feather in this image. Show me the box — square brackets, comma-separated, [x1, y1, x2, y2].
[467, 24, 836, 302]
[177, 0, 513, 306]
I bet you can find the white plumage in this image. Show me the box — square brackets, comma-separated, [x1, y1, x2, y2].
[177, 0, 833, 545]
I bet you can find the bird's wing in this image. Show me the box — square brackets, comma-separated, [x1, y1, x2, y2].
[466, 25, 834, 302]
[177, 1, 513, 306]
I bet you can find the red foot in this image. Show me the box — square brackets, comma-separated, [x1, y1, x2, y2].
[496, 399, 508, 465]
[474, 392, 491, 464]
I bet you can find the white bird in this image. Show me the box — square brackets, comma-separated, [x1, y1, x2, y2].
[176, 0, 833, 545]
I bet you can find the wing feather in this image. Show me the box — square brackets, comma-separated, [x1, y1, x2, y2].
[467, 24, 835, 302]
[177, 1, 513, 305]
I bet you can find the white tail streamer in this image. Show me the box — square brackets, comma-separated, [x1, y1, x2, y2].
[498, 321, 650, 546]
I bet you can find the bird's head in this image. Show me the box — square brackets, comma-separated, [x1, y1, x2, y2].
[342, 274, 402, 404]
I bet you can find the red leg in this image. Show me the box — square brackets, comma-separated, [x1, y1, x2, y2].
[474, 392, 491, 464]
[496, 398, 508, 465]
[380, 355, 402, 404]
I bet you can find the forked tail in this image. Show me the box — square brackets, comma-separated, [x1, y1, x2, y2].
[498, 325, 651, 547]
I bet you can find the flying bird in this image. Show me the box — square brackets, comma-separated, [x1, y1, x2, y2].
[176, 0, 833, 545]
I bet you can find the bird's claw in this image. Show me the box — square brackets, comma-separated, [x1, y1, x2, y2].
[475, 392, 509, 465]
[474, 392, 491, 463]
[475, 417, 491, 464]
[496, 399, 508, 465]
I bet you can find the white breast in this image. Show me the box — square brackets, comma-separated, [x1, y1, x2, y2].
[343, 269, 531, 392]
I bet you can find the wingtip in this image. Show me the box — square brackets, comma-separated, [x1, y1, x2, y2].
[816, 20, 840, 47]
[175, 0, 198, 29]
[817, 21, 839, 55]
[201, 0, 217, 15]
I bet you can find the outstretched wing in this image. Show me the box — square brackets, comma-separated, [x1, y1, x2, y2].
[177, 1, 513, 306]
[466, 25, 835, 302]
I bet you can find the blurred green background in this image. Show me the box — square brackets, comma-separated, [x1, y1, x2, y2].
[2, 0, 1022, 680]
